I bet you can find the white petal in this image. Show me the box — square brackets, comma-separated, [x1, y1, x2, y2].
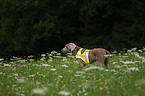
[58, 91, 70, 95]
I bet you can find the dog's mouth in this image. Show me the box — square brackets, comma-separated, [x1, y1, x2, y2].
[61, 49, 65, 53]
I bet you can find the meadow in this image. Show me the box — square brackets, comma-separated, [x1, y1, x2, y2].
[0, 48, 145, 96]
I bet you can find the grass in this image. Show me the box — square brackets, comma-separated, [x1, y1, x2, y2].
[0, 51, 145, 96]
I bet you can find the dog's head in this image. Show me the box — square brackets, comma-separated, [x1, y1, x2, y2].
[61, 43, 76, 53]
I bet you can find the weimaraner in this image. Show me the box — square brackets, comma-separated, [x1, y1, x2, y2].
[61, 43, 112, 69]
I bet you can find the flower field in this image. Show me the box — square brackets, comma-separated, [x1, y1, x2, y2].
[0, 49, 145, 96]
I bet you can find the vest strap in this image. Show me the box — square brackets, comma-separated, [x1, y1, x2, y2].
[75, 48, 90, 64]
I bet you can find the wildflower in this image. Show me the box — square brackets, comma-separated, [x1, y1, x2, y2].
[48, 54, 52, 57]
[62, 58, 67, 61]
[41, 54, 46, 57]
[57, 53, 61, 55]
[4, 63, 11, 66]
[76, 71, 85, 74]
[36, 82, 41, 85]
[24, 65, 25, 67]
[47, 71, 49, 74]
[132, 48, 137, 51]
[50, 69, 56, 71]
[104, 55, 113, 57]
[83, 90, 86, 92]
[0, 58, 4, 61]
[42, 64, 50, 66]
[84, 93, 88, 95]
[83, 66, 104, 71]
[10, 59, 15, 61]
[100, 82, 103, 84]
[138, 50, 142, 53]
[127, 67, 139, 71]
[127, 50, 132, 52]
[32, 87, 48, 95]
[20, 60, 26, 63]
[51, 50, 57, 54]
[40, 57, 46, 61]
[28, 55, 34, 58]
[65, 61, 70, 63]
[120, 61, 135, 64]
[58, 91, 70, 96]
[61, 65, 68, 67]
[113, 62, 117, 64]
[53, 56, 62, 58]
[13, 74, 18, 76]
[48, 58, 53, 62]
[113, 51, 117, 54]
[17, 79, 25, 83]
[100, 87, 103, 90]
[142, 48, 145, 52]
[88, 76, 91, 79]
[74, 75, 81, 77]
[30, 59, 34, 61]
[29, 74, 35, 77]
[59, 75, 63, 78]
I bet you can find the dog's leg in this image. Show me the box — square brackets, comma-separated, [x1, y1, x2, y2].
[96, 55, 105, 68]
[77, 59, 85, 69]
[97, 61, 102, 67]
[104, 58, 109, 68]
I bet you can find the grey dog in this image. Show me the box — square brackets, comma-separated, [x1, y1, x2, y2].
[61, 43, 112, 69]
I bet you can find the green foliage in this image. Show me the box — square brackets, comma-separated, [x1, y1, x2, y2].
[0, 51, 145, 95]
[0, 0, 145, 57]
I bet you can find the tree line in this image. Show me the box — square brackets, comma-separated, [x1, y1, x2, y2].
[0, 0, 145, 57]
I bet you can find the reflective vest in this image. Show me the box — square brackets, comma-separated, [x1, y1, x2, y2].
[75, 48, 90, 64]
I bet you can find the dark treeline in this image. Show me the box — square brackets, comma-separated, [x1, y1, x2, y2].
[0, 0, 145, 57]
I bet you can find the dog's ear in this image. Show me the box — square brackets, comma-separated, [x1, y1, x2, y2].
[68, 43, 76, 52]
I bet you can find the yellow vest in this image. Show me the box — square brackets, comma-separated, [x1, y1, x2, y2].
[75, 48, 90, 64]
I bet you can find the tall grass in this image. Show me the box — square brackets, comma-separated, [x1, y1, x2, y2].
[0, 50, 145, 96]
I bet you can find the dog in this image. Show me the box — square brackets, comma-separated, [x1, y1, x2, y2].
[61, 43, 112, 69]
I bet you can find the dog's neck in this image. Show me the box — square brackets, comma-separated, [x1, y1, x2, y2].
[72, 46, 81, 55]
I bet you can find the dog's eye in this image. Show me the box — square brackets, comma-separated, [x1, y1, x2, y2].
[66, 46, 69, 49]
[66, 46, 71, 51]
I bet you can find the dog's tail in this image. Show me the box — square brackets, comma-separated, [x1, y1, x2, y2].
[97, 49, 113, 58]
[103, 49, 112, 68]
[103, 49, 113, 58]
[95, 48, 113, 58]
[104, 49, 113, 58]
